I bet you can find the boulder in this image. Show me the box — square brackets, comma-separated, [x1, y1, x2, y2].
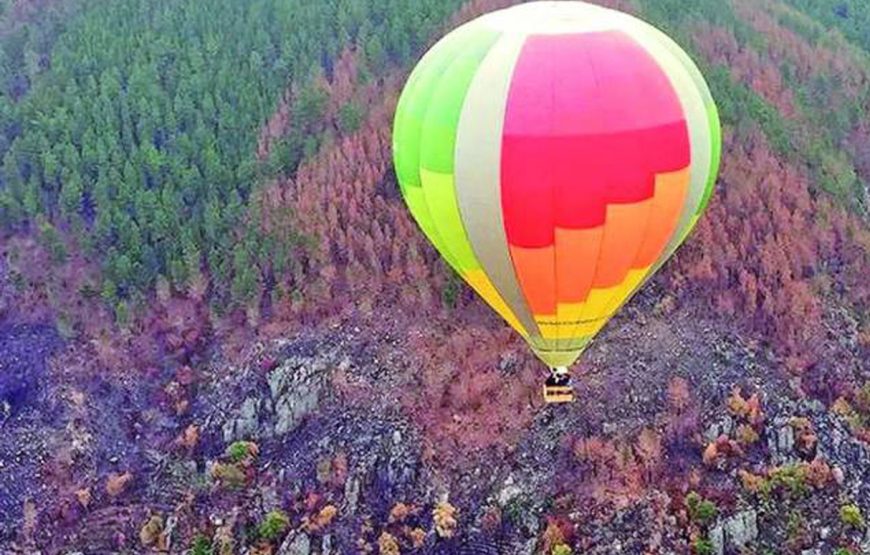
[277, 532, 310, 555]
[710, 510, 758, 555]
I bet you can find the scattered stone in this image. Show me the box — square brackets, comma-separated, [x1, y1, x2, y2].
[163, 515, 178, 552]
[277, 532, 310, 555]
[344, 477, 360, 515]
[270, 358, 327, 436]
[520, 537, 537, 555]
[711, 510, 758, 555]
[221, 354, 330, 442]
[222, 397, 263, 442]
[709, 523, 725, 555]
[260, 482, 281, 512]
[705, 416, 735, 443]
[726, 510, 758, 549]
[499, 352, 518, 372]
[497, 476, 523, 507]
[767, 417, 795, 464]
[778, 424, 795, 454]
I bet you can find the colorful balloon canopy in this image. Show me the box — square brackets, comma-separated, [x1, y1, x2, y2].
[393, 1, 721, 368]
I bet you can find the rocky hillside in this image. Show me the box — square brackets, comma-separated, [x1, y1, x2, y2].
[3, 308, 869, 553]
[0, 0, 869, 554]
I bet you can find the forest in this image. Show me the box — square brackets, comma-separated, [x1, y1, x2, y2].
[0, 0, 464, 321]
[0, 0, 866, 475]
[0, 0, 869, 553]
[0, 0, 863, 376]
[0, 0, 864, 468]
[0, 0, 864, 329]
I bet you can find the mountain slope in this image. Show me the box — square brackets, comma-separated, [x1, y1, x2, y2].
[0, 0, 868, 553]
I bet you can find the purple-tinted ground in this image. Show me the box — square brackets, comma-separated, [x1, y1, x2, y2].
[0, 324, 63, 542]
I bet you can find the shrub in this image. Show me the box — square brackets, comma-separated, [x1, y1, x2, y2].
[739, 470, 766, 493]
[139, 514, 163, 547]
[226, 440, 259, 464]
[190, 535, 214, 555]
[685, 492, 701, 512]
[258, 510, 290, 541]
[212, 463, 247, 490]
[693, 537, 715, 555]
[840, 504, 865, 530]
[302, 504, 338, 533]
[378, 532, 400, 555]
[803, 459, 832, 488]
[106, 471, 134, 497]
[433, 501, 458, 538]
[388, 502, 414, 524]
[786, 511, 811, 550]
[685, 492, 718, 524]
[735, 424, 760, 445]
[408, 527, 426, 548]
[769, 465, 808, 497]
[552, 544, 573, 555]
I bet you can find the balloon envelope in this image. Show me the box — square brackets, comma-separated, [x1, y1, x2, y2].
[393, 1, 721, 368]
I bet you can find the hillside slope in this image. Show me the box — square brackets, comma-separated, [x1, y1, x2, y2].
[0, 0, 869, 553]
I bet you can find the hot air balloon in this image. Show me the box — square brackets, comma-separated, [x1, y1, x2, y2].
[392, 1, 721, 403]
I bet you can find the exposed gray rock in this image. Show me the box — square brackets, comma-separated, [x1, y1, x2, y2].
[520, 509, 540, 539]
[704, 415, 735, 444]
[778, 425, 795, 452]
[344, 477, 360, 515]
[163, 515, 178, 552]
[499, 351, 519, 372]
[260, 482, 281, 512]
[220, 351, 332, 442]
[811, 411, 870, 503]
[767, 417, 795, 464]
[497, 476, 523, 507]
[270, 357, 328, 436]
[725, 510, 758, 550]
[223, 397, 264, 442]
[520, 537, 537, 555]
[711, 510, 758, 555]
[277, 532, 310, 555]
[709, 522, 725, 555]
